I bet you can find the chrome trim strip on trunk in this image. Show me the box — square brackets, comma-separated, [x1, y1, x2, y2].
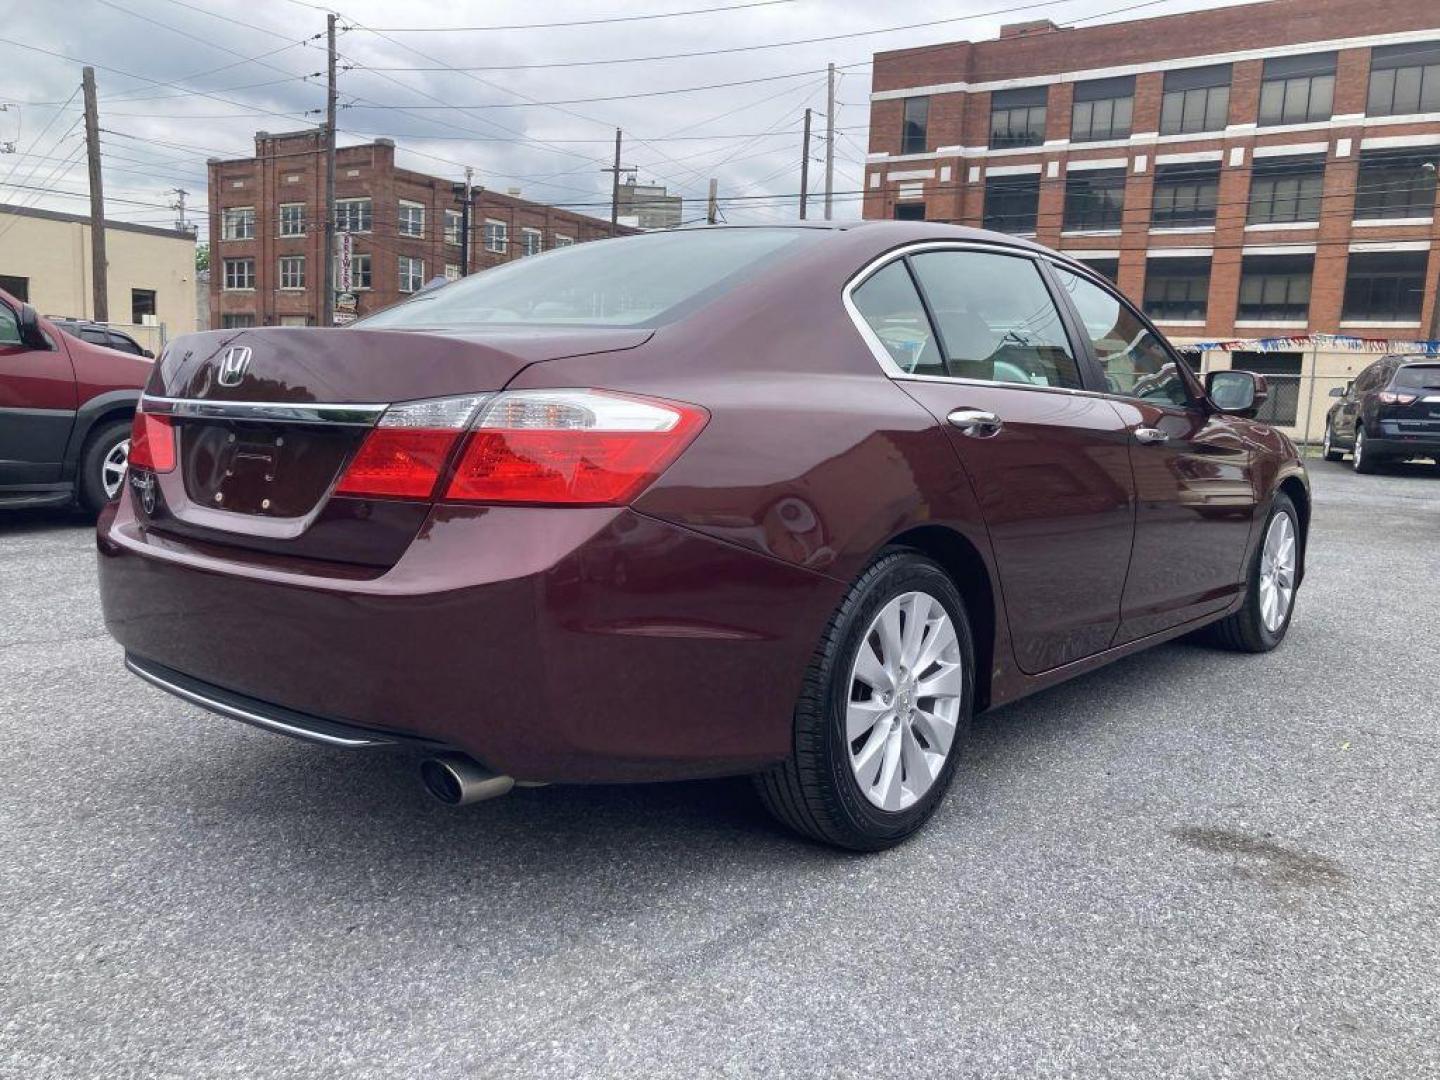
[142, 396, 387, 426]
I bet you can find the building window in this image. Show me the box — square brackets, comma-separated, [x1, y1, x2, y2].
[222, 258, 255, 290]
[444, 209, 463, 245]
[1343, 251, 1429, 322]
[484, 219, 508, 254]
[333, 252, 372, 290]
[983, 174, 1040, 233]
[335, 197, 372, 233]
[398, 200, 425, 238]
[893, 203, 925, 221]
[1160, 65, 1231, 135]
[1229, 352, 1302, 425]
[1075, 257, 1119, 283]
[1258, 53, 1335, 127]
[901, 96, 929, 155]
[1353, 148, 1440, 220]
[279, 255, 306, 290]
[1368, 41, 1440, 117]
[1143, 257, 1211, 322]
[278, 203, 305, 237]
[553, 234, 574, 247]
[131, 288, 156, 325]
[221, 206, 255, 241]
[221, 314, 256, 329]
[521, 228, 543, 256]
[398, 256, 424, 293]
[444, 263, 461, 281]
[1070, 76, 1134, 143]
[1063, 169, 1126, 231]
[1238, 254, 1313, 322]
[0, 274, 29, 301]
[989, 87, 1047, 150]
[1247, 155, 1326, 225]
[1151, 162, 1220, 228]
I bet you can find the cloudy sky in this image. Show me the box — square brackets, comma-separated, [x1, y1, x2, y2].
[1, 0, 1250, 240]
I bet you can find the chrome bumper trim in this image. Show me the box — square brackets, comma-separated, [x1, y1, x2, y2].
[141, 396, 386, 426]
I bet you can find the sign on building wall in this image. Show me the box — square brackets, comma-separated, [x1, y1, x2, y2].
[337, 232, 354, 294]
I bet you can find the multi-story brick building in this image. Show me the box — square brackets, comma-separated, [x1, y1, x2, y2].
[208, 129, 630, 330]
[865, 0, 1440, 439]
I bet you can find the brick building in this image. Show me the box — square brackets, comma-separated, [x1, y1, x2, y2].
[207, 130, 630, 329]
[864, 0, 1440, 439]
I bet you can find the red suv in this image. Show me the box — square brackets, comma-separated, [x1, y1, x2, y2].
[1, 287, 152, 513]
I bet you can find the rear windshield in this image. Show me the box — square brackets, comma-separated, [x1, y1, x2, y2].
[1392, 364, 1440, 390]
[357, 228, 818, 330]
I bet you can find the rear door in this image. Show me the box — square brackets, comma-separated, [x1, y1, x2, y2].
[0, 300, 78, 486]
[849, 245, 1137, 675]
[1048, 265, 1259, 641]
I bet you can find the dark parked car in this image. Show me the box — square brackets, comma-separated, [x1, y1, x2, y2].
[52, 318, 155, 359]
[1323, 354, 1440, 472]
[98, 224, 1309, 849]
[1, 287, 152, 513]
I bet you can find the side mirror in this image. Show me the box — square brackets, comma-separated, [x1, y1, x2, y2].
[1328, 386, 1345, 398]
[143, 349, 155, 359]
[16, 304, 50, 350]
[1206, 369, 1268, 417]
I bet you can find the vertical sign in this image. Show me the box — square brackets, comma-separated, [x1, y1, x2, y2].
[337, 230, 354, 293]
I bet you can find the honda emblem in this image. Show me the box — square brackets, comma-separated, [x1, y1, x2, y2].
[217, 345, 252, 387]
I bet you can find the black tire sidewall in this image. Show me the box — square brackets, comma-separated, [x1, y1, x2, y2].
[78, 419, 131, 514]
[821, 555, 975, 844]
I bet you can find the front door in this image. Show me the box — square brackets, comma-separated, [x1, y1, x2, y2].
[0, 302, 78, 486]
[1049, 267, 1259, 641]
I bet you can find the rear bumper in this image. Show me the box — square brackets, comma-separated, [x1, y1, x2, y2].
[98, 497, 843, 783]
[1366, 431, 1440, 458]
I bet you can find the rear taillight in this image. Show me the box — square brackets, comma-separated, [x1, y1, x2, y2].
[334, 396, 485, 499]
[128, 409, 176, 473]
[1378, 391, 1417, 405]
[445, 390, 707, 506]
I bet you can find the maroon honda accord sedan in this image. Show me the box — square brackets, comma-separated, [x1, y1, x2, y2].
[98, 222, 1308, 849]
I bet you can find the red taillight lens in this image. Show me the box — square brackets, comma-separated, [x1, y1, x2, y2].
[334, 395, 485, 500]
[445, 390, 708, 506]
[128, 411, 176, 473]
[1378, 391, 1417, 405]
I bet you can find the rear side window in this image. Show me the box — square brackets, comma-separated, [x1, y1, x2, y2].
[909, 251, 1082, 389]
[850, 261, 945, 376]
[1393, 364, 1440, 390]
[0, 305, 19, 345]
[1052, 266, 1188, 405]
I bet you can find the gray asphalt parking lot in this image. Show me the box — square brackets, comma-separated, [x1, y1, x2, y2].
[2, 461, 1437, 1079]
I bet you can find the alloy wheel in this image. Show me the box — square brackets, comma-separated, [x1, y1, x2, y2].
[1322, 424, 1331, 457]
[101, 438, 130, 500]
[1258, 512, 1297, 633]
[1353, 428, 1364, 471]
[846, 590, 963, 812]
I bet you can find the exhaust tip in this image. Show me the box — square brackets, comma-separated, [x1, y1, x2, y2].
[420, 753, 515, 806]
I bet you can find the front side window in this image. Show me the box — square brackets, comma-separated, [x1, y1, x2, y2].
[222, 258, 255, 290]
[901, 96, 929, 155]
[1063, 169, 1126, 231]
[521, 228, 543, 256]
[221, 206, 255, 241]
[1152, 162, 1220, 228]
[279, 255, 305, 290]
[1238, 254, 1314, 322]
[989, 87, 1047, 149]
[1259, 53, 1336, 126]
[399, 200, 425, 238]
[1160, 65, 1231, 135]
[1247, 155, 1326, 224]
[0, 304, 22, 345]
[1343, 251, 1429, 322]
[335, 198, 373, 233]
[1368, 41, 1440, 117]
[278, 203, 305, 236]
[444, 209, 463, 245]
[1071, 76, 1134, 142]
[1354, 148, 1439, 220]
[849, 260, 945, 377]
[909, 250, 1082, 389]
[1053, 266, 1186, 404]
[484, 219, 508, 254]
[1143, 257, 1211, 322]
[983, 174, 1040, 233]
[398, 256, 425, 293]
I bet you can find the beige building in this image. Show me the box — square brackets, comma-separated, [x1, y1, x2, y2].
[0, 203, 198, 349]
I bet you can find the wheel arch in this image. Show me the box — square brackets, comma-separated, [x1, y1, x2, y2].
[1277, 475, 1309, 585]
[61, 390, 139, 481]
[886, 524, 997, 712]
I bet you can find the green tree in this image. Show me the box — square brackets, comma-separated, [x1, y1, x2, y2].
[195, 243, 210, 272]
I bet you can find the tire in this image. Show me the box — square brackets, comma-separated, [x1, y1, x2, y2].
[1202, 492, 1300, 653]
[78, 418, 132, 515]
[1321, 420, 1343, 462]
[754, 550, 975, 851]
[1352, 425, 1381, 474]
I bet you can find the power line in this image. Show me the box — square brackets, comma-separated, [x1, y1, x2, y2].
[364, 0, 798, 32]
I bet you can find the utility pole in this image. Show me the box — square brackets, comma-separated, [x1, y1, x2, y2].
[602, 128, 623, 235]
[706, 178, 718, 225]
[823, 62, 836, 221]
[321, 13, 338, 327]
[459, 165, 473, 275]
[170, 188, 190, 233]
[799, 107, 812, 220]
[81, 67, 108, 322]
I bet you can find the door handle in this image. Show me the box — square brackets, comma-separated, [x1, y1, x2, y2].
[946, 408, 1003, 438]
[1134, 426, 1170, 444]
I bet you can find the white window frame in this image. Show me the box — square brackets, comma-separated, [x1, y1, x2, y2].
[278, 203, 306, 237]
[398, 255, 425, 294]
[553, 234, 574, 247]
[444, 209, 463, 245]
[521, 227, 543, 256]
[222, 258, 255, 291]
[444, 263, 461, 281]
[483, 218, 508, 254]
[278, 255, 306, 290]
[221, 206, 255, 241]
[335, 197, 372, 234]
[333, 251, 373, 291]
[398, 199, 426, 238]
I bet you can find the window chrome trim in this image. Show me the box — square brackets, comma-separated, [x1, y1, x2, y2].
[142, 395, 387, 426]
